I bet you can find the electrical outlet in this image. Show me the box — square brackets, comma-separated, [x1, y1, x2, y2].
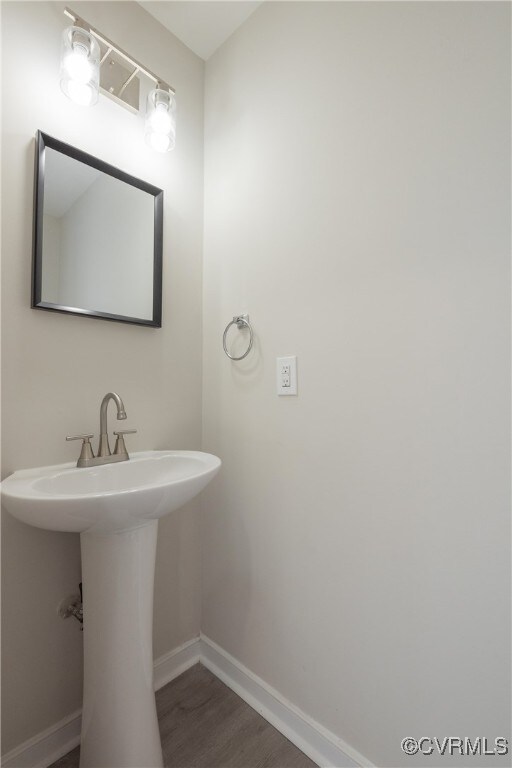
[277, 356, 297, 395]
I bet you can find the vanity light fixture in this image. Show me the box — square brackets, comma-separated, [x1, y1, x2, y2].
[61, 8, 176, 152]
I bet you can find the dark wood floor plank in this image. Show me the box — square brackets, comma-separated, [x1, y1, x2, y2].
[49, 664, 317, 768]
[49, 746, 80, 768]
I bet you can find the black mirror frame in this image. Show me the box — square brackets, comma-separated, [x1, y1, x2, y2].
[32, 131, 163, 328]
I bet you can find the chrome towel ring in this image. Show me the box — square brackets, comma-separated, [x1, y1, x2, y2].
[223, 314, 254, 360]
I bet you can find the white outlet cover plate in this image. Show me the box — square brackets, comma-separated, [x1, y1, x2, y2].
[277, 356, 297, 396]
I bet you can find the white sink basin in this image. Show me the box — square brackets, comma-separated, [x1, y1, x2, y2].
[1, 450, 220, 533]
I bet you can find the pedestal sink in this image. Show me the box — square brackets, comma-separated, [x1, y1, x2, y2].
[1, 450, 221, 768]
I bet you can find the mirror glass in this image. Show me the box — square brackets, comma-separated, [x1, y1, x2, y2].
[33, 132, 163, 327]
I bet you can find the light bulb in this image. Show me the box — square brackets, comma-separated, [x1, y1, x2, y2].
[149, 103, 173, 135]
[63, 46, 93, 83]
[147, 132, 172, 153]
[67, 80, 95, 107]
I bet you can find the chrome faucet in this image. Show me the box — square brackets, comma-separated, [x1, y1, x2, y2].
[98, 392, 127, 457]
[66, 392, 137, 468]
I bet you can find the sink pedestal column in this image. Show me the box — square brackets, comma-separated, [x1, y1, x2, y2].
[79, 519, 163, 768]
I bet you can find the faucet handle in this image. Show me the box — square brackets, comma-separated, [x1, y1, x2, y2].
[113, 429, 137, 457]
[66, 434, 95, 465]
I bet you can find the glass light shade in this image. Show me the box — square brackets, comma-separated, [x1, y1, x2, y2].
[145, 89, 176, 153]
[60, 26, 100, 107]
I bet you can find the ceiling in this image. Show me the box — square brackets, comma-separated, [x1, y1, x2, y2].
[139, 2, 263, 61]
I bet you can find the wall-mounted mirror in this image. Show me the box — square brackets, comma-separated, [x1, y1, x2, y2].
[33, 131, 163, 327]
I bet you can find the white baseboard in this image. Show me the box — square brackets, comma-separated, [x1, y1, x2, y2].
[1, 709, 81, 768]
[200, 634, 373, 768]
[153, 636, 202, 691]
[2, 635, 372, 768]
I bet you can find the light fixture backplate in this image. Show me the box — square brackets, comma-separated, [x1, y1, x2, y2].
[99, 43, 140, 113]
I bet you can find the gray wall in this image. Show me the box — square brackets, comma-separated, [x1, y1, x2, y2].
[1, 1, 204, 753]
[202, 3, 511, 766]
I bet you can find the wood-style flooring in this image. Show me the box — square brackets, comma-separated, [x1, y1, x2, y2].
[50, 664, 317, 768]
